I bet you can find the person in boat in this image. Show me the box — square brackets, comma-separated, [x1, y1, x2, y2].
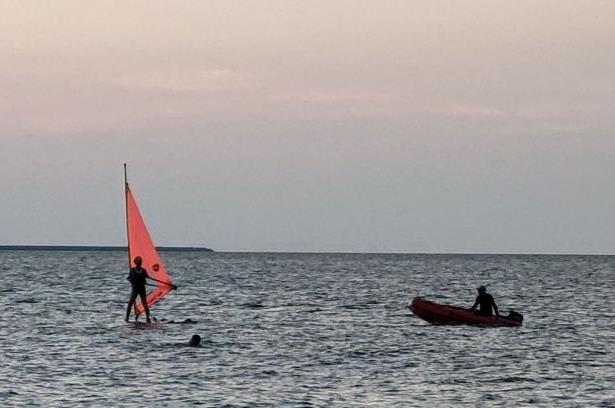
[125, 256, 152, 323]
[469, 285, 499, 317]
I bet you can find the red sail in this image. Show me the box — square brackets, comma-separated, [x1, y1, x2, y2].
[125, 184, 173, 316]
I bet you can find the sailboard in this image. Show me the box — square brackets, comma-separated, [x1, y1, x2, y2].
[124, 164, 175, 317]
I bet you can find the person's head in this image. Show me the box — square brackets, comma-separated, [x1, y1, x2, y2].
[477, 285, 487, 294]
[189, 334, 201, 347]
[134, 256, 143, 267]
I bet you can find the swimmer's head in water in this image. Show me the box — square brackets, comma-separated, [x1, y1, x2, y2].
[133, 256, 143, 267]
[189, 334, 201, 347]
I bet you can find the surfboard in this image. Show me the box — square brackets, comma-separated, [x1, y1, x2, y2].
[124, 164, 176, 317]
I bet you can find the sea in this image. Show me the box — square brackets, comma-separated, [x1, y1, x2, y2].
[1, 250, 614, 407]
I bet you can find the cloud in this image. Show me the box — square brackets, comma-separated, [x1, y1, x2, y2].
[265, 90, 393, 119]
[272, 90, 389, 104]
[444, 105, 508, 118]
[114, 69, 256, 94]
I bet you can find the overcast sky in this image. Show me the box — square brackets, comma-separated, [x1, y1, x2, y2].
[1, 1, 615, 253]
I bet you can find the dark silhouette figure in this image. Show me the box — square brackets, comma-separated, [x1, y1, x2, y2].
[189, 334, 201, 347]
[470, 286, 499, 317]
[125, 256, 152, 323]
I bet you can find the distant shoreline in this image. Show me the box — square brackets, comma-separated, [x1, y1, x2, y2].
[0, 245, 214, 252]
[0, 246, 612, 256]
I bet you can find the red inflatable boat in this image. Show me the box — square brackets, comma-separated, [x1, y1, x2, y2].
[409, 297, 523, 327]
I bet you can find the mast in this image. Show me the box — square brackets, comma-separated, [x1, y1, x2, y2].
[124, 163, 131, 270]
[125, 163, 139, 320]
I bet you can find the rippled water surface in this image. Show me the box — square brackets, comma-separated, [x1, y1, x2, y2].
[1, 251, 615, 407]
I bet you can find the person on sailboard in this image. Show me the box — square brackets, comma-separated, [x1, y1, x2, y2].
[125, 256, 152, 323]
[469, 285, 499, 317]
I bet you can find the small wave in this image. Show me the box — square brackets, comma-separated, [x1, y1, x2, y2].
[339, 304, 368, 310]
[256, 369, 279, 378]
[241, 302, 265, 309]
[15, 298, 37, 304]
[278, 302, 320, 308]
[0, 390, 19, 397]
[487, 376, 539, 383]
[346, 347, 415, 359]
[319, 358, 344, 366]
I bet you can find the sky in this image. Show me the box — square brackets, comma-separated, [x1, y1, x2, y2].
[1, 1, 615, 253]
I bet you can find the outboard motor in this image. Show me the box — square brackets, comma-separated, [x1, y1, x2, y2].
[507, 310, 523, 323]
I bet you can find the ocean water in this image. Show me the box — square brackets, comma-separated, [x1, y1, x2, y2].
[1, 251, 614, 407]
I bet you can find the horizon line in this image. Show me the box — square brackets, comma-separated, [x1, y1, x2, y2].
[0, 245, 613, 256]
[0, 245, 214, 252]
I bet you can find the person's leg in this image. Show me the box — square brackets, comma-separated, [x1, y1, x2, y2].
[139, 290, 151, 322]
[125, 291, 137, 322]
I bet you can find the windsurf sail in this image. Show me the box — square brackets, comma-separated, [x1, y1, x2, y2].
[124, 165, 175, 316]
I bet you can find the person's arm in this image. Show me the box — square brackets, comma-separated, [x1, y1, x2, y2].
[470, 296, 479, 311]
[126, 269, 134, 282]
[492, 296, 499, 316]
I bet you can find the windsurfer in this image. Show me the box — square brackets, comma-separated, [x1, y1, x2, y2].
[125, 256, 152, 322]
[469, 285, 499, 317]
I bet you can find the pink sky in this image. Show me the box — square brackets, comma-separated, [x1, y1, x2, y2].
[2, 1, 615, 252]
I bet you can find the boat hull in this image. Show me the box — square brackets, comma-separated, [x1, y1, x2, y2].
[409, 297, 522, 326]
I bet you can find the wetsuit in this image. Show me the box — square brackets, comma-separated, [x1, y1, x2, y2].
[472, 293, 498, 316]
[128, 267, 149, 297]
[125, 266, 151, 321]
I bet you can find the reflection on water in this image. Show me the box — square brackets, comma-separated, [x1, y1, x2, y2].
[1, 251, 614, 406]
